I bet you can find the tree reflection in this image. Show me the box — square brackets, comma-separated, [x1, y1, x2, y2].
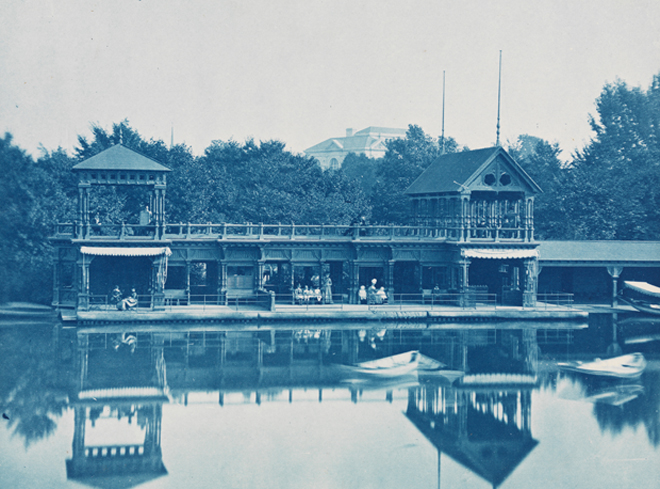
[0, 324, 69, 448]
[592, 370, 660, 447]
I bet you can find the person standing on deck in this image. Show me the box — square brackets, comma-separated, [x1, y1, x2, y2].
[367, 279, 378, 305]
[323, 275, 333, 304]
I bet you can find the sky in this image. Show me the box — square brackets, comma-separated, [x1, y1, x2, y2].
[2, 0, 660, 160]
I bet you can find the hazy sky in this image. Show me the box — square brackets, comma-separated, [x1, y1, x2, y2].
[2, 0, 659, 159]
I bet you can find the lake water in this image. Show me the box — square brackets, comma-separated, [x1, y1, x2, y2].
[1, 314, 659, 488]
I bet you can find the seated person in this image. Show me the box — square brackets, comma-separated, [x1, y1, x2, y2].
[123, 288, 138, 310]
[303, 286, 312, 304]
[110, 286, 123, 310]
[358, 285, 367, 304]
[294, 285, 303, 304]
[377, 287, 388, 304]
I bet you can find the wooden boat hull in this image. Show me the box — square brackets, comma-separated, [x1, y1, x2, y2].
[619, 296, 660, 316]
[558, 353, 647, 379]
[338, 351, 419, 379]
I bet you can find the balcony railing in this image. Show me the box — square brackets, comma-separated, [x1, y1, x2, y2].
[54, 221, 532, 242]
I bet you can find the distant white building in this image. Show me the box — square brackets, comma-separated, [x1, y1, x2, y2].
[304, 127, 407, 170]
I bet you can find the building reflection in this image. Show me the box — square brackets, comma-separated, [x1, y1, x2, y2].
[65, 323, 554, 487]
[67, 331, 169, 487]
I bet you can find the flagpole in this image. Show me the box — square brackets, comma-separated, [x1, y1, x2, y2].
[496, 50, 502, 146]
[441, 70, 446, 154]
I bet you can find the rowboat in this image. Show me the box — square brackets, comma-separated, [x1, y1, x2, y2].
[558, 353, 647, 379]
[619, 281, 660, 316]
[338, 350, 419, 379]
[417, 352, 464, 383]
[583, 384, 644, 406]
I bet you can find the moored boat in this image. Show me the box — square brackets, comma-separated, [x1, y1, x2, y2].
[416, 352, 464, 383]
[558, 353, 647, 379]
[337, 350, 419, 379]
[619, 281, 660, 316]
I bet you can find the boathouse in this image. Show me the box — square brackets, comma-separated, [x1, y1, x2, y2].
[51, 144, 549, 312]
[51, 142, 660, 314]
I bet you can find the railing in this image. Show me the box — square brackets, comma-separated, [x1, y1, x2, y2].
[87, 294, 152, 311]
[85, 445, 145, 457]
[71, 290, 571, 311]
[273, 291, 498, 310]
[537, 292, 574, 308]
[54, 221, 531, 242]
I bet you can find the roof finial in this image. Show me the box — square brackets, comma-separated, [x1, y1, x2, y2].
[441, 70, 446, 154]
[496, 50, 502, 147]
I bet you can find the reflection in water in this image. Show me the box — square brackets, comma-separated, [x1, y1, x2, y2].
[0, 325, 68, 448]
[1, 316, 659, 488]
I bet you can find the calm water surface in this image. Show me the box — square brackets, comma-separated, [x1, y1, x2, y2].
[1, 314, 659, 488]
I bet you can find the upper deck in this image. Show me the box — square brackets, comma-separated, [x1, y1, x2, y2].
[52, 221, 534, 243]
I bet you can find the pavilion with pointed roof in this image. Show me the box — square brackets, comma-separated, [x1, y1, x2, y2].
[72, 144, 171, 240]
[404, 146, 543, 306]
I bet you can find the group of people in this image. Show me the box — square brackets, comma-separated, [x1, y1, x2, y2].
[111, 286, 138, 311]
[294, 276, 333, 305]
[358, 279, 388, 305]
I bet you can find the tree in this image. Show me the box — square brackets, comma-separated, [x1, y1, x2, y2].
[507, 135, 566, 239]
[340, 153, 380, 195]
[566, 75, 660, 239]
[0, 134, 76, 303]
[370, 125, 461, 224]
[191, 138, 371, 225]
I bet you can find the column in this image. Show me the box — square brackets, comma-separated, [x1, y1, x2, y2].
[185, 260, 191, 303]
[458, 258, 470, 307]
[153, 255, 166, 309]
[386, 260, 395, 300]
[77, 253, 90, 310]
[349, 262, 360, 304]
[71, 407, 87, 463]
[607, 266, 624, 307]
[256, 260, 265, 291]
[460, 194, 471, 242]
[525, 197, 535, 241]
[220, 262, 228, 304]
[523, 258, 538, 307]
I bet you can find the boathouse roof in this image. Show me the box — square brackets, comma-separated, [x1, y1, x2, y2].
[72, 144, 171, 172]
[538, 240, 660, 264]
[405, 146, 541, 195]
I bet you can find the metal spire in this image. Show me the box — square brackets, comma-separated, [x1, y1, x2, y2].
[441, 70, 446, 154]
[496, 50, 502, 147]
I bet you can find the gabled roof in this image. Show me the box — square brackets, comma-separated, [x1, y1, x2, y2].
[72, 144, 171, 172]
[406, 408, 538, 488]
[405, 146, 541, 196]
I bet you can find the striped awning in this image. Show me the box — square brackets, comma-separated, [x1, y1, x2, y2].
[78, 387, 168, 399]
[80, 246, 172, 257]
[461, 248, 539, 260]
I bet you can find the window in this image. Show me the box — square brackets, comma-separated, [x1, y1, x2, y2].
[500, 173, 512, 186]
[484, 173, 496, 186]
[330, 158, 339, 171]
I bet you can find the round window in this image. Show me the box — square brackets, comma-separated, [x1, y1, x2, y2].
[500, 173, 512, 186]
[484, 173, 496, 186]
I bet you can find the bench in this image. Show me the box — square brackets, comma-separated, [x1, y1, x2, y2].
[164, 289, 187, 305]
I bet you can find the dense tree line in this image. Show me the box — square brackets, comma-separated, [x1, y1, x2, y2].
[0, 122, 370, 303]
[1, 73, 659, 303]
